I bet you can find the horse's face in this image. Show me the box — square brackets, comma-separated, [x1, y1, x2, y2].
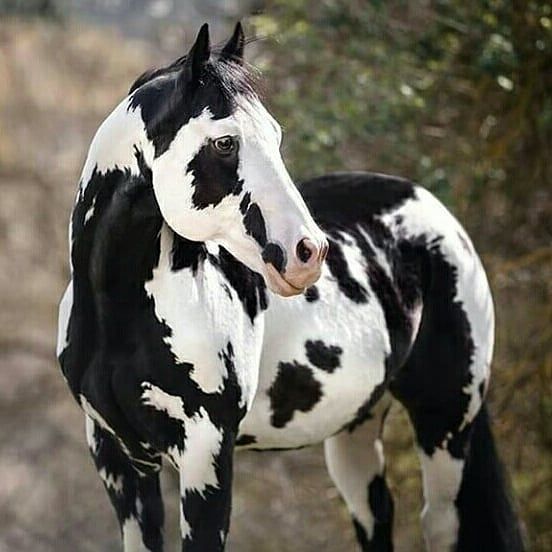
[147, 24, 327, 296]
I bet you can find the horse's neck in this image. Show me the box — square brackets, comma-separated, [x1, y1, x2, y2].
[71, 163, 206, 360]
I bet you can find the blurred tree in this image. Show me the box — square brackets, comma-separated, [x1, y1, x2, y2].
[252, 1, 552, 550]
[0, 0, 60, 18]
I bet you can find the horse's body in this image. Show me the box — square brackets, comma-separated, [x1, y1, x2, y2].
[57, 23, 524, 552]
[239, 171, 491, 452]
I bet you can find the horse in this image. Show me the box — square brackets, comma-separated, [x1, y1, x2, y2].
[57, 22, 525, 552]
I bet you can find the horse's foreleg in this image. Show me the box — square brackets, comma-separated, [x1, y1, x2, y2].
[175, 418, 235, 552]
[324, 396, 394, 551]
[85, 414, 164, 552]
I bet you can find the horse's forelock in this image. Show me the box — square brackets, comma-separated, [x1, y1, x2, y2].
[128, 52, 259, 102]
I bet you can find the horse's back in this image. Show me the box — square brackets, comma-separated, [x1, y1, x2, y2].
[298, 171, 416, 227]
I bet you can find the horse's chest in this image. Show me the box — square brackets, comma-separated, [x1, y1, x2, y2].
[144, 252, 264, 409]
[238, 269, 394, 449]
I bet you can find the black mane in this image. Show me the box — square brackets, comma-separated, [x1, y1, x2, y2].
[129, 51, 258, 98]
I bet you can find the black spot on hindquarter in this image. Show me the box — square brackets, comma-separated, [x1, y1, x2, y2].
[187, 143, 243, 210]
[305, 340, 343, 373]
[390, 241, 475, 458]
[267, 361, 323, 428]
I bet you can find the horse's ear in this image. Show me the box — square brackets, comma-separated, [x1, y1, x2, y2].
[182, 23, 211, 85]
[220, 22, 245, 65]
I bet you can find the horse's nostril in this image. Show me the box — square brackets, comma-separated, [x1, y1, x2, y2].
[296, 238, 315, 264]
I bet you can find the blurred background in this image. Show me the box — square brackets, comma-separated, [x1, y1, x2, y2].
[0, 0, 550, 550]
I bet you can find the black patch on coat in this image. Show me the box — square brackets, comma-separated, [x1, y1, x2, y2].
[128, 56, 256, 158]
[180, 425, 236, 552]
[305, 340, 342, 373]
[367, 475, 395, 551]
[267, 361, 323, 428]
[351, 227, 421, 373]
[88, 421, 164, 552]
[390, 240, 475, 458]
[350, 475, 394, 552]
[171, 234, 206, 273]
[352, 518, 371, 551]
[304, 285, 319, 302]
[208, 247, 268, 324]
[298, 171, 415, 227]
[243, 202, 267, 247]
[186, 143, 243, 209]
[262, 242, 286, 273]
[235, 434, 257, 446]
[325, 238, 369, 303]
[298, 172, 425, 421]
[239, 191, 251, 214]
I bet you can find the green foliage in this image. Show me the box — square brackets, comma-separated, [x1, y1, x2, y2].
[0, 0, 60, 18]
[252, 0, 551, 234]
[252, 1, 552, 549]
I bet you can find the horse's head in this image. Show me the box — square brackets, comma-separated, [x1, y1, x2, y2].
[130, 23, 327, 297]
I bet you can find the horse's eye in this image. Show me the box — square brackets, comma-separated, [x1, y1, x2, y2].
[212, 136, 236, 156]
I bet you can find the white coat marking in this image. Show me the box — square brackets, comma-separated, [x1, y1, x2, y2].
[141, 382, 223, 495]
[418, 447, 464, 552]
[56, 281, 73, 357]
[122, 516, 148, 552]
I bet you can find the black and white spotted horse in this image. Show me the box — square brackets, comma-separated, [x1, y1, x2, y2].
[57, 23, 525, 552]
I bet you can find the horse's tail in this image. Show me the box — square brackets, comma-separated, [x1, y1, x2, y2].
[456, 403, 526, 551]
